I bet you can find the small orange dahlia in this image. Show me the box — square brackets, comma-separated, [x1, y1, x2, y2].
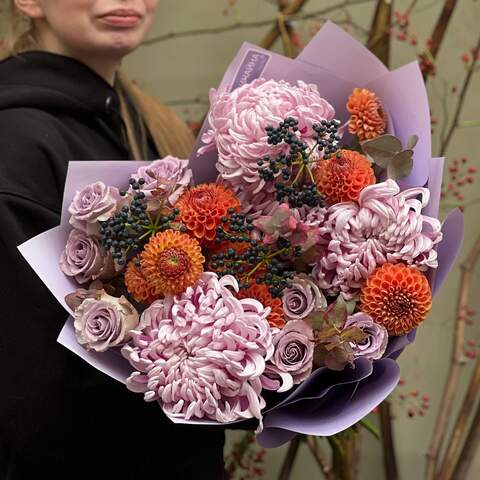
[140, 230, 205, 295]
[314, 149, 375, 204]
[360, 263, 432, 336]
[238, 283, 285, 329]
[175, 183, 241, 244]
[347, 88, 388, 141]
[125, 256, 161, 304]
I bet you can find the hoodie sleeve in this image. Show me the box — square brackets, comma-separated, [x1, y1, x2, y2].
[0, 108, 70, 210]
[0, 109, 66, 304]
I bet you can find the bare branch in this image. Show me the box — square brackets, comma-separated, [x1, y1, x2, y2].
[379, 401, 399, 480]
[438, 33, 480, 156]
[366, 0, 393, 66]
[425, 233, 480, 480]
[142, 0, 374, 47]
[437, 358, 480, 480]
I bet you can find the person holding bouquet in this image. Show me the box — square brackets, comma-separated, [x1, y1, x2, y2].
[0, 1, 225, 478]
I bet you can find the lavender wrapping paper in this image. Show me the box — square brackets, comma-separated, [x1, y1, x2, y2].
[18, 161, 148, 383]
[17, 22, 463, 444]
[18, 160, 239, 426]
[258, 358, 400, 447]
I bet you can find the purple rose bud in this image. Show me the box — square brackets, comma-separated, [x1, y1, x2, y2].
[262, 320, 314, 393]
[60, 229, 114, 284]
[282, 274, 327, 321]
[344, 312, 388, 360]
[68, 181, 120, 233]
[132, 156, 192, 207]
[73, 291, 139, 352]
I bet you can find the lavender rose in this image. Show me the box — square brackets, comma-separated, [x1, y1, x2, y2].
[60, 229, 114, 284]
[282, 274, 327, 321]
[132, 156, 192, 206]
[68, 181, 121, 234]
[262, 320, 314, 393]
[74, 291, 139, 352]
[344, 312, 388, 360]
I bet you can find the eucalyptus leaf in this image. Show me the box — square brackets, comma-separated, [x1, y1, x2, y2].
[361, 134, 402, 168]
[362, 134, 403, 152]
[406, 134, 418, 150]
[388, 150, 414, 180]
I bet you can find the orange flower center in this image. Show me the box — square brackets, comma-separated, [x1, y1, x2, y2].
[192, 190, 215, 208]
[157, 248, 189, 278]
[384, 291, 413, 316]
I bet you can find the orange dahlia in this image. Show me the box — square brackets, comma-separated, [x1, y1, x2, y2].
[347, 88, 387, 141]
[175, 183, 240, 244]
[314, 149, 375, 204]
[140, 230, 205, 295]
[238, 283, 285, 329]
[125, 256, 161, 304]
[360, 263, 432, 336]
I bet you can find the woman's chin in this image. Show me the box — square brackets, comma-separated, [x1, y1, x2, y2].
[93, 32, 145, 57]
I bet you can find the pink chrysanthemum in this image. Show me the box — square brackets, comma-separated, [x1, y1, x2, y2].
[313, 179, 442, 299]
[121, 273, 274, 426]
[198, 78, 335, 195]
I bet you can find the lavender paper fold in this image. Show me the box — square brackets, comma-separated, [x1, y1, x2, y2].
[258, 358, 400, 447]
[365, 62, 430, 188]
[296, 21, 388, 84]
[432, 209, 464, 295]
[189, 40, 357, 184]
[423, 157, 445, 218]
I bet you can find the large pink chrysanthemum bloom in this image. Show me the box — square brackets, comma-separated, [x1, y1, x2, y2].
[313, 179, 442, 299]
[121, 273, 274, 426]
[198, 78, 335, 197]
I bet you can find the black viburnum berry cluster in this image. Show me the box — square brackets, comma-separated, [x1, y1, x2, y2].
[312, 119, 342, 157]
[99, 177, 182, 265]
[215, 208, 255, 244]
[257, 117, 342, 208]
[208, 211, 300, 297]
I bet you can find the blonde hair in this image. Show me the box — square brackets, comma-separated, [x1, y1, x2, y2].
[0, 0, 195, 160]
[0, 0, 40, 56]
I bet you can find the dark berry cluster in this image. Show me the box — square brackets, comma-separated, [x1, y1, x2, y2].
[254, 249, 299, 298]
[99, 177, 181, 265]
[209, 241, 267, 290]
[312, 119, 342, 157]
[215, 209, 255, 243]
[208, 211, 302, 297]
[258, 117, 308, 184]
[256, 116, 341, 209]
[274, 182, 324, 208]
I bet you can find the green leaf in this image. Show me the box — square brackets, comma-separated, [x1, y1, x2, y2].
[308, 312, 325, 333]
[324, 346, 351, 371]
[324, 296, 348, 329]
[406, 134, 418, 150]
[345, 299, 357, 315]
[341, 326, 368, 343]
[359, 418, 381, 440]
[327, 435, 346, 456]
[388, 150, 414, 179]
[361, 134, 402, 167]
[312, 344, 328, 368]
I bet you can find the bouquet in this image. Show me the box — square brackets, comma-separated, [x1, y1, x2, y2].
[19, 22, 464, 446]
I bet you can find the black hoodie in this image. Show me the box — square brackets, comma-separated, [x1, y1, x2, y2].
[0, 52, 225, 480]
